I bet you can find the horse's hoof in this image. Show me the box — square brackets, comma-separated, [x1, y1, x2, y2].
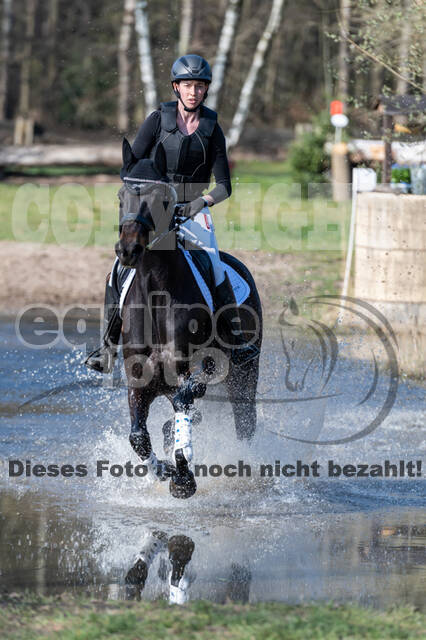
[192, 409, 202, 425]
[170, 449, 197, 498]
[129, 430, 151, 459]
[125, 559, 148, 590]
[155, 459, 175, 481]
[169, 471, 197, 499]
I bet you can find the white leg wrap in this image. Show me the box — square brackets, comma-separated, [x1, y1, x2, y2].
[174, 412, 192, 463]
[137, 531, 167, 567]
[169, 576, 190, 605]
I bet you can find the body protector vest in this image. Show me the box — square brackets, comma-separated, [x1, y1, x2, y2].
[150, 101, 218, 202]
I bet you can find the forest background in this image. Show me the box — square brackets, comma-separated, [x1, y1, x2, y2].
[1, 0, 425, 155]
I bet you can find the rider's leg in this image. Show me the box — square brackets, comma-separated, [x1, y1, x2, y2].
[84, 259, 124, 373]
[179, 209, 259, 366]
[213, 271, 260, 366]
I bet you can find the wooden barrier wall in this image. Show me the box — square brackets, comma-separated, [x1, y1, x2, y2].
[354, 192, 426, 375]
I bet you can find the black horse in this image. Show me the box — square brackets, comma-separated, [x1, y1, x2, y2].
[116, 142, 262, 499]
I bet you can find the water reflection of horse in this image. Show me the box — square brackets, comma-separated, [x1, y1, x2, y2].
[125, 530, 252, 605]
[116, 149, 262, 499]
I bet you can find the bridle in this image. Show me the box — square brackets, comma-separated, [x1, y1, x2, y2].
[119, 178, 179, 246]
[119, 178, 198, 252]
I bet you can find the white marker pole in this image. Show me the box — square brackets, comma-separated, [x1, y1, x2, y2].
[337, 168, 377, 326]
[337, 169, 358, 325]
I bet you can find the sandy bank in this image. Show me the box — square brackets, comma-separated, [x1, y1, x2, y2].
[0, 241, 308, 323]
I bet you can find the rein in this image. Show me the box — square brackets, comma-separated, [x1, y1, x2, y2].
[145, 207, 192, 250]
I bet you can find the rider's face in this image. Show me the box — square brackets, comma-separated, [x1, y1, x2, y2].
[174, 80, 208, 108]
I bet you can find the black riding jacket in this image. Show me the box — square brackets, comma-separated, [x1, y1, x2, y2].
[132, 101, 232, 203]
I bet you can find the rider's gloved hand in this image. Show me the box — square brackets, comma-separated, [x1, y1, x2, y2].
[181, 197, 208, 220]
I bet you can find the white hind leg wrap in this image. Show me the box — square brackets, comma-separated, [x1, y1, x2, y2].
[169, 575, 190, 605]
[174, 412, 192, 463]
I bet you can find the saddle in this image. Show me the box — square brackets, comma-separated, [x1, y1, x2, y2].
[116, 246, 250, 317]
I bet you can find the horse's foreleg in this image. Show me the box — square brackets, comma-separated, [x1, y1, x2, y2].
[167, 535, 195, 605]
[128, 388, 174, 481]
[125, 530, 168, 600]
[168, 377, 204, 499]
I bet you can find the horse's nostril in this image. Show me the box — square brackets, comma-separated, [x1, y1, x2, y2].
[115, 243, 130, 263]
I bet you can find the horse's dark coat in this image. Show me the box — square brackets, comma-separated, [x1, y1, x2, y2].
[115, 166, 262, 497]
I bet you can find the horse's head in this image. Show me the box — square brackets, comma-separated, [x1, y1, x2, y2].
[115, 139, 177, 267]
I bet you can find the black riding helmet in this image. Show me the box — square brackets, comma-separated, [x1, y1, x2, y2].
[171, 54, 212, 112]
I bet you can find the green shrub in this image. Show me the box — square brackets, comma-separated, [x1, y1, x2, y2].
[286, 110, 333, 197]
[391, 166, 411, 184]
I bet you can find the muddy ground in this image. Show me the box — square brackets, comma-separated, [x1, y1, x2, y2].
[0, 241, 313, 324]
[0, 241, 423, 377]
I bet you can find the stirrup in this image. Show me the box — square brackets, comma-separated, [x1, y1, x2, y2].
[84, 344, 117, 373]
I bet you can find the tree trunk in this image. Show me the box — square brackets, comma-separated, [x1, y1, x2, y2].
[264, 19, 281, 113]
[118, 0, 136, 132]
[382, 114, 393, 184]
[134, 0, 157, 115]
[321, 9, 332, 101]
[178, 0, 193, 56]
[241, 0, 252, 22]
[370, 63, 382, 101]
[206, 0, 241, 111]
[226, 0, 285, 149]
[0, 144, 122, 167]
[0, 0, 12, 119]
[396, 0, 411, 95]
[46, 0, 58, 90]
[14, 0, 36, 143]
[423, 48, 426, 93]
[18, 0, 37, 117]
[338, 0, 350, 106]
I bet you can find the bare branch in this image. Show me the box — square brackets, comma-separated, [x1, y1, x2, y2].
[337, 11, 423, 93]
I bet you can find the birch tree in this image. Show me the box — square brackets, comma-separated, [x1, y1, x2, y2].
[206, 0, 242, 111]
[226, 0, 285, 149]
[118, 0, 136, 132]
[178, 0, 193, 56]
[134, 0, 157, 115]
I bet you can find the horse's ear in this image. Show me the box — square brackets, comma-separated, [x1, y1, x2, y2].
[122, 137, 134, 171]
[152, 142, 167, 179]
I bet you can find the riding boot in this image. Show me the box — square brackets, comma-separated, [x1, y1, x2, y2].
[84, 276, 123, 373]
[214, 272, 260, 366]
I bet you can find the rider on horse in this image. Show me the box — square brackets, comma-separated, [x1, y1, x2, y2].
[85, 54, 260, 373]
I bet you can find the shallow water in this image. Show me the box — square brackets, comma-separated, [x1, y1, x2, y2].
[0, 319, 425, 608]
